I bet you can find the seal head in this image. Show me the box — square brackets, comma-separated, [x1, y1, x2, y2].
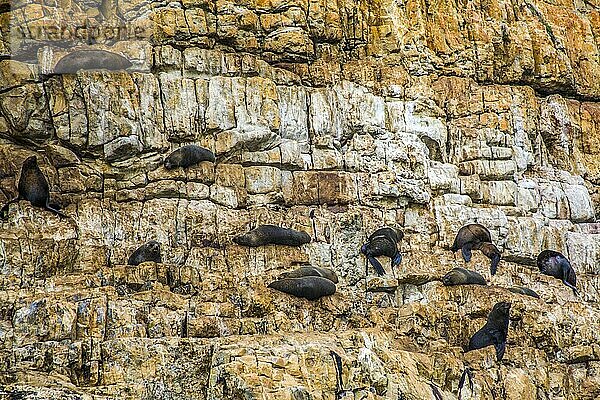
[472, 242, 501, 275]
[128, 240, 162, 266]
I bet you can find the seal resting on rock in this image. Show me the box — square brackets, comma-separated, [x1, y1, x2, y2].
[507, 286, 540, 298]
[458, 302, 511, 399]
[361, 227, 403, 276]
[163, 145, 215, 170]
[442, 267, 487, 286]
[53, 49, 132, 73]
[537, 250, 578, 295]
[268, 276, 336, 300]
[1, 155, 67, 219]
[278, 266, 338, 284]
[128, 240, 161, 266]
[233, 225, 311, 247]
[451, 223, 501, 275]
[466, 301, 511, 361]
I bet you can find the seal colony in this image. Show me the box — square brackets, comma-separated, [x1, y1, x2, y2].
[0, 129, 590, 399]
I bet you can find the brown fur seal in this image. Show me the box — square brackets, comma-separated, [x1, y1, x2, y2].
[163, 145, 215, 170]
[233, 225, 311, 247]
[466, 301, 511, 361]
[360, 227, 403, 276]
[458, 302, 511, 399]
[508, 286, 540, 298]
[128, 240, 161, 266]
[442, 267, 487, 286]
[53, 49, 132, 74]
[278, 266, 338, 284]
[1, 156, 67, 219]
[451, 224, 501, 275]
[268, 276, 336, 300]
[537, 250, 578, 295]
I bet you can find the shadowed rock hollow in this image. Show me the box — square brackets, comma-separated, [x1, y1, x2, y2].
[1, 0, 600, 398]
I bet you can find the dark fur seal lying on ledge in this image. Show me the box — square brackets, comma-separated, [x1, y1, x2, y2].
[53, 49, 132, 73]
[234, 225, 311, 247]
[268, 276, 336, 300]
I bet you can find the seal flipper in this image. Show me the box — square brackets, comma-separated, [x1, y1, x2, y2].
[494, 341, 506, 362]
[562, 280, 579, 296]
[561, 263, 579, 295]
[392, 252, 402, 267]
[45, 203, 68, 218]
[490, 253, 500, 275]
[368, 256, 386, 276]
[48, 202, 62, 210]
[429, 383, 443, 400]
[461, 242, 473, 262]
[457, 367, 473, 400]
[47, 201, 80, 239]
[330, 350, 345, 399]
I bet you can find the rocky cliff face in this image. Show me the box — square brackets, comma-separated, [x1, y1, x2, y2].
[1, 0, 600, 399]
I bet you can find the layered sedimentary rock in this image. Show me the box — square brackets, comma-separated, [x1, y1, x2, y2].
[1, 0, 600, 398]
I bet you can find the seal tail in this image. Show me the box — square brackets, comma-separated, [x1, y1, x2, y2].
[457, 367, 473, 400]
[368, 256, 386, 276]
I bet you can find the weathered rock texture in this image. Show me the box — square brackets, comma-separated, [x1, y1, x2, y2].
[1, 0, 600, 398]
